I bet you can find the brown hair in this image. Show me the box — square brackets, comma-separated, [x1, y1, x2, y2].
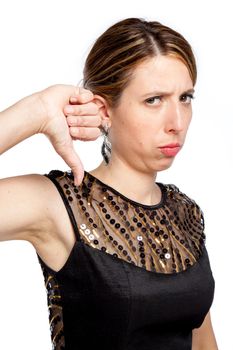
[81, 17, 197, 162]
[82, 17, 197, 107]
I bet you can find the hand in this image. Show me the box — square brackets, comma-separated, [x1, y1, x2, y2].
[38, 84, 102, 186]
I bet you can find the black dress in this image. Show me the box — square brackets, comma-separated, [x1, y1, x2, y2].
[37, 169, 215, 350]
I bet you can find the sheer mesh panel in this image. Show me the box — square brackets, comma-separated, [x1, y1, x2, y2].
[39, 262, 65, 349]
[47, 169, 206, 274]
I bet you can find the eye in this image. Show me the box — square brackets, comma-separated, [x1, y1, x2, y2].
[145, 96, 162, 105]
[180, 93, 195, 104]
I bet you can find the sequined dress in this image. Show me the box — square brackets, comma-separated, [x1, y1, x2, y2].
[37, 169, 215, 350]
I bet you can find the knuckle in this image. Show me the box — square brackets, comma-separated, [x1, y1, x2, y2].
[67, 116, 75, 126]
[79, 94, 89, 103]
[75, 116, 82, 125]
[70, 126, 79, 136]
[73, 105, 81, 115]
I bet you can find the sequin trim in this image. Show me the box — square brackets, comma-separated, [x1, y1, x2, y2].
[38, 260, 65, 350]
[46, 169, 206, 275]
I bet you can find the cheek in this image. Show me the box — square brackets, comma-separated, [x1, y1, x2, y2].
[184, 114, 192, 130]
[116, 121, 147, 149]
[126, 117, 157, 149]
[111, 104, 157, 147]
[134, 125, 155, 151]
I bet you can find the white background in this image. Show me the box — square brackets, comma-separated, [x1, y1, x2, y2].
[0, 0, 232, 349]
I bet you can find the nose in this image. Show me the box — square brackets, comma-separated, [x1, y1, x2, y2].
[165, 100, 186, 134]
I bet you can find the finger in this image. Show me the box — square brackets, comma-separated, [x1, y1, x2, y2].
[58, 143, 84, 186]
[66, 115, 102, 127]
[69, 126, 102, 140]
[70, 93, 94, 105]
[64, 102, 99, 116]
[71, 136, 101, 142]
[79, 87, 93, 95]
[69, 87, 94, 104]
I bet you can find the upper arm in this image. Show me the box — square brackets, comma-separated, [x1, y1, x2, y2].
[0, 173, 55, 243]
[192, 310, 219, 350]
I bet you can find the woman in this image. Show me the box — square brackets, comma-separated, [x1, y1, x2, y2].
[0, 17, 218, 350]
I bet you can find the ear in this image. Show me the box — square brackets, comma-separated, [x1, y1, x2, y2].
[92, 94, 112, 128]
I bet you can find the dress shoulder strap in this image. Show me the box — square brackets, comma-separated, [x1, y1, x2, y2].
[44, 169, 81, 241]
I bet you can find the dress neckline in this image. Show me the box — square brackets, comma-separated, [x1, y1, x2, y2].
[83, 170, 167, 210]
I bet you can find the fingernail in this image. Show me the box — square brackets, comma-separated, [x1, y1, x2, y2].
[74, 177, 80, 186]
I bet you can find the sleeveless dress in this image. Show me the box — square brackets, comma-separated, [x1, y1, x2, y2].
[37, 169, 215, 350]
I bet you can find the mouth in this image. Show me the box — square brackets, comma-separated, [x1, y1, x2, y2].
[158, 143, 182, 157]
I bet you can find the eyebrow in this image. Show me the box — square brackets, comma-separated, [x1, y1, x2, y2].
[142, 88, 195, 97]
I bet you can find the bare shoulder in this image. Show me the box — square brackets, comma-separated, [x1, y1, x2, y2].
[32, 173, 77, 272]
[0, 172, 77, 272]
[0, 173, 73, 245]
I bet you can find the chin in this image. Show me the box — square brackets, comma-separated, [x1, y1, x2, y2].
[153, 158, 175, 172]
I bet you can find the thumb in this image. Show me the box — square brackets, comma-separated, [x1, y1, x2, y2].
[58, 143, 84, 186]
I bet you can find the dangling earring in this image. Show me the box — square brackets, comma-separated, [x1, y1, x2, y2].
[101, 123, 111, 165]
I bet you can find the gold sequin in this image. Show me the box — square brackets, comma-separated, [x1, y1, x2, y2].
[54, 170, 206, 274]
[39, 262, 65, 349]
[38, 169, 208, 349]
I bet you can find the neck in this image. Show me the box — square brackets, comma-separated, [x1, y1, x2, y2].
[88, 159, 161, 206]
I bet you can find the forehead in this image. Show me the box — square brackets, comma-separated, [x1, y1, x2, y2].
[128, 55, 192, 92]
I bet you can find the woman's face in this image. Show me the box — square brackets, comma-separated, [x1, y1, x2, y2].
[107, 55, 194, 173]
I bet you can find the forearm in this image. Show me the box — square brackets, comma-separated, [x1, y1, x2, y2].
[192, 331, 219, 350]
[192, 325, 219, 350]
[0, 92, 44, 154]
[192, 345, 218, 350]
